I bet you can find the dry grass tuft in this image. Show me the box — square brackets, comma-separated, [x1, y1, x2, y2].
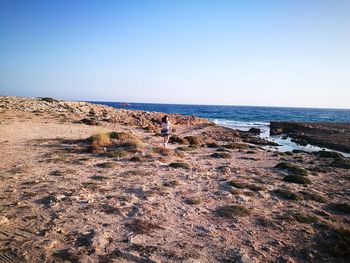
[169, 162, 190, 169]
[283, 175, 311, 185]
[185, 197, 201, 205]
[125, 219, 163, 235]
[169, 135, 189, 144]
[163, 180, 180, 187]
[222, 142, 248, 149]
[292, 213, 318, 224]
[275, 162, 308, 176]
[228, 180, 266, 191]
[152, 146, 172, 156]
[321, 226, 350, 258]
[184, 135, 203, 146]
[272, 188, 302, 201]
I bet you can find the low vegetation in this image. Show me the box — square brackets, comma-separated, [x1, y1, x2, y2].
[87, 131, 144, 154]
[228, 180, 266, 191]
[163, 180, 180, 187]
[222, 142, 248, 150]
[328, 202, 350, 214]
[275, 162, 308, 176]
[272, 189, 302, 201]
[215, 205, 251, 218]
[125, 219, 163, 235]
[321, 226, 350, 258]
[152, 146, 172, 156]
[96, 162, 117, 168]
[292, 213, 318, 224]
[185, 198, 201, 205]
[299, 190, 326, 203]
[330, 158, 350, 169]
[283, 175, 311, 185]
[169, 162, 190, 169]
[169, 135, 188, 144]
[211, 152, 231, 159]
[184, 135, 203, 146]
[316, 150, 343, 159]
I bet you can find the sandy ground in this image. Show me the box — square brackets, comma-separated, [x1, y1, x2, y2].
[0, 108, 349, 263]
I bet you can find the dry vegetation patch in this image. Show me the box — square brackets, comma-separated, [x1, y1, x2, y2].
[125, 219, 163, 235]
[272, 188, 302, 201]
[320, 226, 350, 258]
[215, 205, 251, 218]
[211, 152, 231, 159]
[328, 202, 350, 214]
[169, 162, 190, 169]
[184, 135, 203, 146]
[283, 175, 311, 185]
[228, 180, 266, 192]
[275, 162, 308, 176]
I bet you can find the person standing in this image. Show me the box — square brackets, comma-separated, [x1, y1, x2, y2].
[160, 115, 171, 147]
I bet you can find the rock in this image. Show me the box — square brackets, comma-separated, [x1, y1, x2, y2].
[270, 121, 350, 153]
[248, 127, 261, 134]
[0, 216, 10, 225]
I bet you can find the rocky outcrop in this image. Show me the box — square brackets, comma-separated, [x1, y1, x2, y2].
[270, 121, 350, 153]
[0, 96, 211, 127]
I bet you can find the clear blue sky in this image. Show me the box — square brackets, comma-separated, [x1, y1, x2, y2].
[0, 0, 349, 108]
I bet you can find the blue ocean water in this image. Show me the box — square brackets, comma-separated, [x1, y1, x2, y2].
[90, 101, 350, 156]
[90, 101, 350, 127]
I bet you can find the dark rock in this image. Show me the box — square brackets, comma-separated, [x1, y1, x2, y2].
[40, 97, 59, 103]
[248, 128, 261, 134]
[211, 152, 231, 159]
[316, 150, 344, 159]
[270, 121, 350, 153]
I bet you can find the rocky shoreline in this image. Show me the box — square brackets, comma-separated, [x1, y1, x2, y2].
[270, 121, 350, 153]
[0, 96, 349, 262]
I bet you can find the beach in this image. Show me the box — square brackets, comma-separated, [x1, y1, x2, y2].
[0, 96, 349, 262]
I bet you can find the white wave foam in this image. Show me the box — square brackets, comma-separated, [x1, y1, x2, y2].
[211, 119, 270, 138]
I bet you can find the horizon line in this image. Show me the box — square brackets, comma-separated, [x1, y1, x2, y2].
[1, 94, 349, 110]
[86, 99, 350, 111]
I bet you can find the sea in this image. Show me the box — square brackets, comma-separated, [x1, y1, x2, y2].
[90, 101, 350, 157]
